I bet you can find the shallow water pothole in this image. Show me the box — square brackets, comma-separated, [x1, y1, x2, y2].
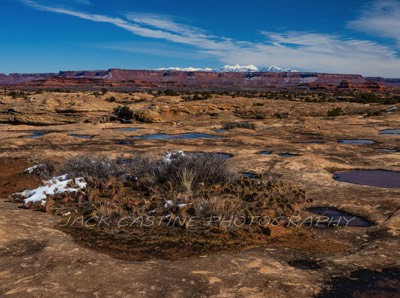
[69, 134, 94, 139]
[121, 127, 139, 132]
[287, 259, 322, 270]
[318, 268, 400, 298]
[335, 170, 400, 188]
[380, 128, 400, 135]
[241, 172, 258, 179]
[116, 140, 133, 145]
[27, 131, 49, 138]
[259, 151, 272, 155]
[338, 139, 376, 145]
[280, 153, 301, 157]
[374, 148, 400, 153]
[133, 133, 221, 140]
[308, 207, 374, 228]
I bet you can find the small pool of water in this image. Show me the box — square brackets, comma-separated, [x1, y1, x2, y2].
[287, 259, 322, 270]
[215, 153, 233, 159]
[241, 172, 257, 179]
[308, 207, 374, 228]
[28, 131, 49, 138]
[375, 148, 400, 153]
[116, 140, 133, 145]
[335, 170, 400, 188]
[134, 133, 221, 140]
[280, 153, 301, 157]
[380, 128, 400, 135]
[213, 129, 227, 133]
[260, 151, 272, 155]
[307, 140, 325, 144]
[318, 268, 400, 298]
[338, 139, 375, 145]
[121, 127, 139, 132]
[69, 134, 94, 139]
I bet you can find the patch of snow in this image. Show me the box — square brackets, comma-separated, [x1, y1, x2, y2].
[163, 150, 186, 163]
[23, 164, 45, 174]
[164, 200, 174, 208]
[13, 175, 87, 205]
[164, 200, 188, 209]
[299, 77, 317, 83]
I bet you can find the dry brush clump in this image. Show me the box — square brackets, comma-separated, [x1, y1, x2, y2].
[222, 121, 256, 130]
[20, 152, 310, 235]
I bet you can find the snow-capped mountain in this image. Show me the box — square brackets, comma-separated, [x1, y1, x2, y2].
[156, 65, 298, 73]
[219, 64, 259, 72]
[261, 65, 298, 73]
[156, 67, 213, 72]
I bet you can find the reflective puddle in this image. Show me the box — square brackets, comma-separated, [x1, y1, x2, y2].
[69, 134, 94, 139]
[287, 259, 322, 270]
[27, 131, 49, 138]
[380, 128, 400, 135]
[338, 139, 375, 144]
[318, 268, 400, 298]
[214, 153, 233, 159]
[241, 172, 257, 179]
[375, 148, 399, 153]
[308, 207, 374, 228]
[260, 151, 272, 155]
[335, 170, 400, 188]
[280, 153, 301, 157]
[134, 133, 221, 140]
[121, 127, 139, 132]
[116, 140, 133, 145]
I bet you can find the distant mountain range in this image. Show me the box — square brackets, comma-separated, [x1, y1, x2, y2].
[1, 67, 399, 90]
[156, 64, 298, 73]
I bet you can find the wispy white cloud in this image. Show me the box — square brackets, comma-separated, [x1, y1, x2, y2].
[348, 0, 400, 47]
[22, 0, 400, 76]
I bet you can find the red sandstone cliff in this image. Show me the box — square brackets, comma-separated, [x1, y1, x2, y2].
[0, 69, 398, 90]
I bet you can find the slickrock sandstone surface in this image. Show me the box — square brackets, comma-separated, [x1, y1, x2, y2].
[1, 91, 399, 297]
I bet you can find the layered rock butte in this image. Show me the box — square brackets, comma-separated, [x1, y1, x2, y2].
[1, 69, 399, 90]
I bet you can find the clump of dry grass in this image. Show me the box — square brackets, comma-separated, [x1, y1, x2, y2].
[23, 152, 310, 235]
[222, 121, 256, 130]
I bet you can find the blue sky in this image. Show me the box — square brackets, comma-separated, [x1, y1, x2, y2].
[1, 0, 400, 76]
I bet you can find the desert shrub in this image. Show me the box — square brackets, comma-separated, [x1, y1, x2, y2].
[154, 152, 237, 192]
[327, 107, 344, 117]
[58, 155, 117, 179]
[116, 155, 156, 187]
[105, 96, 116, 103]
[113, 106, 133, 121]
[352, 92, 383, 104]
[23, 161, 56, 180]
[163, 89, 178, 96]
[222, 121, 256, 130]
[384, 96, 400, 104]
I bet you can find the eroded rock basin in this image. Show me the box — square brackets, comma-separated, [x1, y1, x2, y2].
[133, 133, 221, 140]
[338, 139, 376, 145]
[318, 268, 400, 297]
[335, 170, 400, 188]
[308, 207, 374, 228]
[380, 128, 400, 135]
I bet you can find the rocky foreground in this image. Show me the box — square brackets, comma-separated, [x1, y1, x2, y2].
[0, 90, 400, 297]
